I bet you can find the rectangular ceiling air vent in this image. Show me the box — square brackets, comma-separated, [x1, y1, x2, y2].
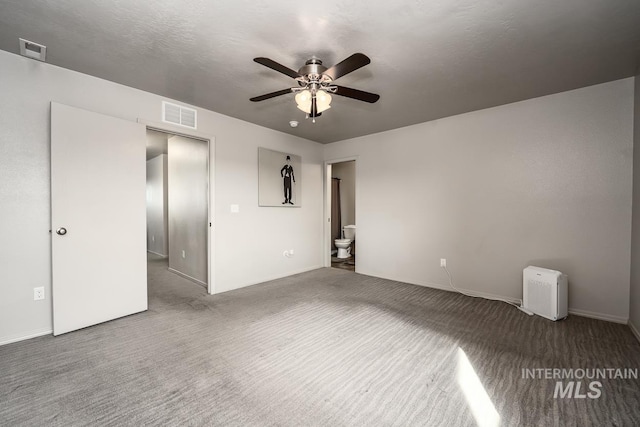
[162, 101, 197, 129]
[19, 38, 46, 62]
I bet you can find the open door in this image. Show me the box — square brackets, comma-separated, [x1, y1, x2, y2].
[51, 103, 147, 335]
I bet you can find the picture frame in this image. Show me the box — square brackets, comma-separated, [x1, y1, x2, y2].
[258, 147, 301, 207]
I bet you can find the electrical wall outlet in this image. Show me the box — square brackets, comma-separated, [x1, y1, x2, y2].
[151, 235, 155, 242]
[34, 287, 45, 301]
[182, 250, 186, 259]
[440, 258, 447, 268]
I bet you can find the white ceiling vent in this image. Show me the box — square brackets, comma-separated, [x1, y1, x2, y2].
[19, 38, 46, 62]
[162, 101, 197, 129]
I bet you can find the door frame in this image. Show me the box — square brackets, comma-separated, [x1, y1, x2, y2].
[138, 119, 216, 295]
[323, 156, 358, 269]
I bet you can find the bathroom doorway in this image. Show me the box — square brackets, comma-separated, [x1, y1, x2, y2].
[325, 158, 357, 272]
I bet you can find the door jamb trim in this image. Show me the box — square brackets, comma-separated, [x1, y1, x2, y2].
[138, 119, 216, 295]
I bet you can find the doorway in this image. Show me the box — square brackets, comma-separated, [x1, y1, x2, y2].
[50, 104, 215, 337]
[324, 158, 357, 271]
[144, 125, 214, 294]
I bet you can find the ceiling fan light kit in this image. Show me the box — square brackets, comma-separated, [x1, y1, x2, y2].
[250, 53, 380, 123]
[295, 89, 332, 114]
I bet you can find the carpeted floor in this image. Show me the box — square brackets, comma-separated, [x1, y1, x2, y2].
[1, 255, 639, 426]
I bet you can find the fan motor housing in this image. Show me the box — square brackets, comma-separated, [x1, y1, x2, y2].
[298, 58, 328, 80]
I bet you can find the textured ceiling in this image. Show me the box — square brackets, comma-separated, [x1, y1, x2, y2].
[1, 0, 639, 143]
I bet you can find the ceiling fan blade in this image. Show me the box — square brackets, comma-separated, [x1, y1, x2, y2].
[323, 53, 371, 81]
[333, 86, 380, 103]
[250, 88, 293, 102]
[254, 57, 301, 79]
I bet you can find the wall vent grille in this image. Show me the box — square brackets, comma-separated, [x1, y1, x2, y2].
[162, 101, 197, 129]
[19, 38, 46, 62]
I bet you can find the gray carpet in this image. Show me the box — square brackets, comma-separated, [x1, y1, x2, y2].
[1, 255, 639, 426]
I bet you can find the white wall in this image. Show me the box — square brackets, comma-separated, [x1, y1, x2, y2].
[146, 154, 168, 256]
[168, 136, 208, 284]
[331, 161, 356, 226]
[0, 50, 324, 345]
[630, 74, 640, 338]
[325, 78, 634, 322]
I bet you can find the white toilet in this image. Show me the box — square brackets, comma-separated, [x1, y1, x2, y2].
[335, 225, 356, 259]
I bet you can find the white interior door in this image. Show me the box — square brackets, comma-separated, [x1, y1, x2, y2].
[51, 102, 147, 335]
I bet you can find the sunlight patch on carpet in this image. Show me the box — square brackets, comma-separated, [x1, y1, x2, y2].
[457, 348, 500, 427]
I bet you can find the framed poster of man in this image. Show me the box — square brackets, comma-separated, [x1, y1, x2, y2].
[258, 148, 301, 207]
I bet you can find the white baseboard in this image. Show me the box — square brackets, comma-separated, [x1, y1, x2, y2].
[567, 308, 628, 324]
[358, 269, 522, 304]
[629, 320, 640, 343]
[147, 250, 168, 257]
[215, 265, 323, 294]
[442, 286, 522, 304]
[168, 268, 207, 287]
[0, 328, 52, 347]
[357, 269, 629, 324]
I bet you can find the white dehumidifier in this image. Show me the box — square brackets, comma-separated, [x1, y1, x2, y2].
[523, 266, 568, 321]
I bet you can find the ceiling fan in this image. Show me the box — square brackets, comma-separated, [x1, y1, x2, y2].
[250, 53, 380, 122]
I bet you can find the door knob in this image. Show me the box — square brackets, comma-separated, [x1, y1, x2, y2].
[56, 227, 67, 236]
